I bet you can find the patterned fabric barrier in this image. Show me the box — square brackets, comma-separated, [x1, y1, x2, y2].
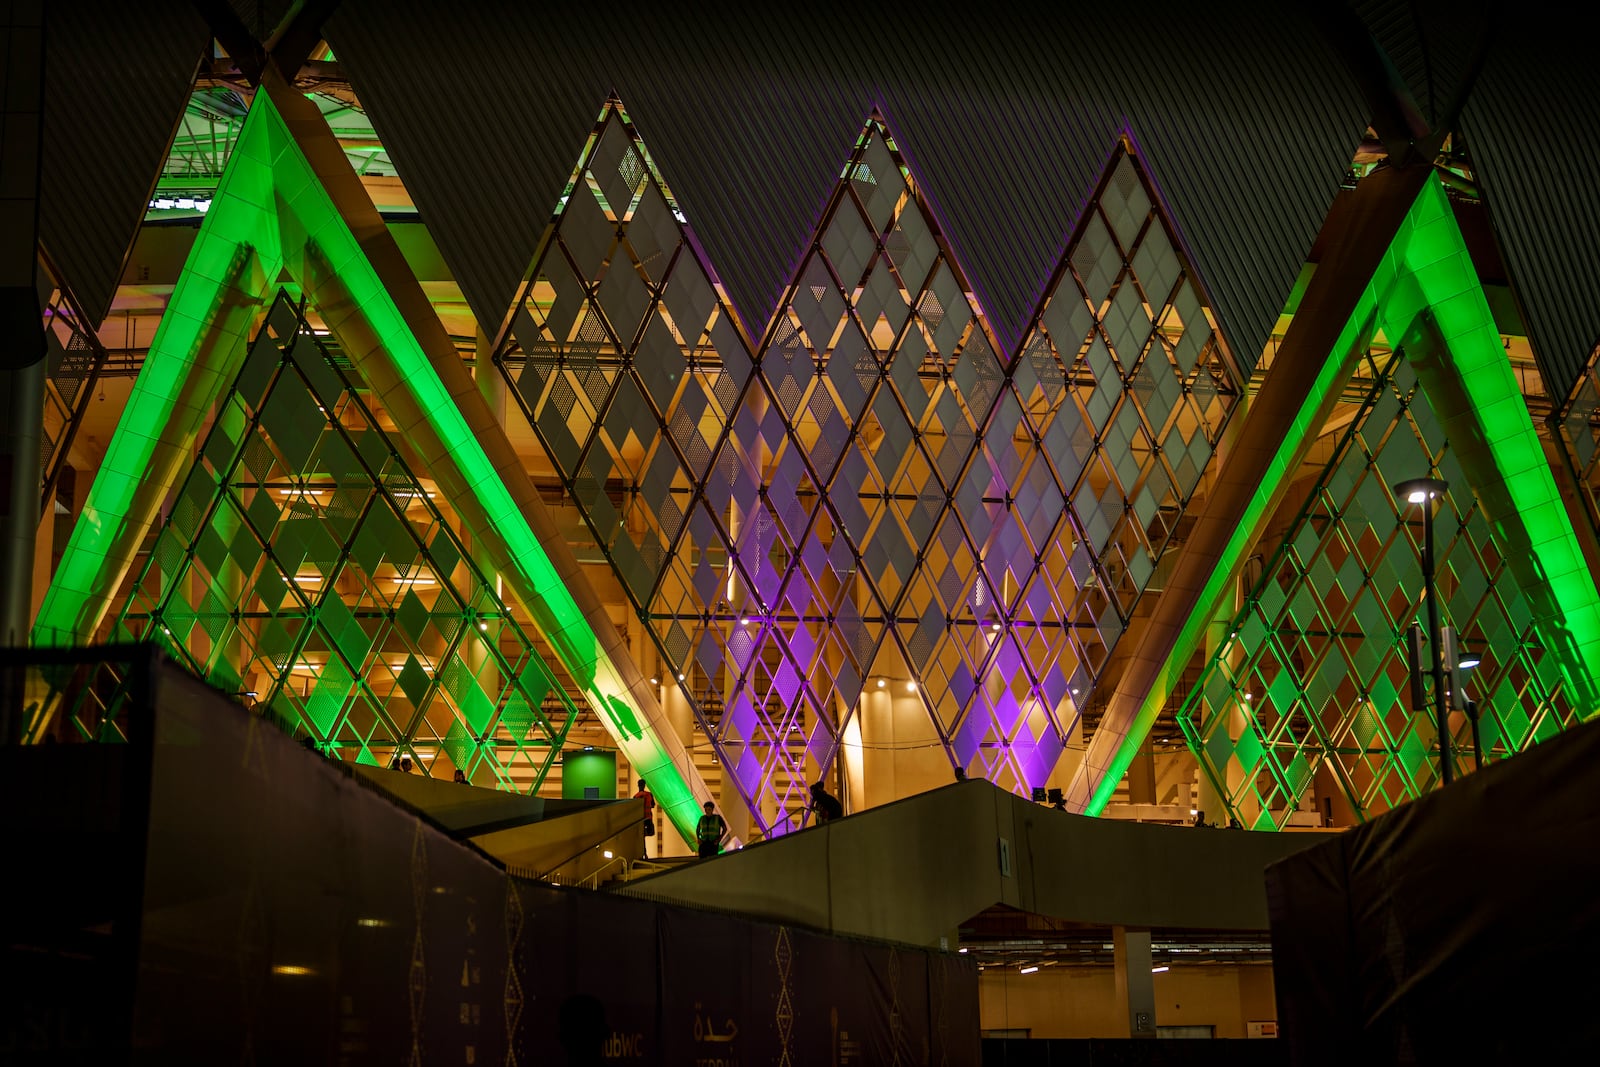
[10, 649, 977, 1063]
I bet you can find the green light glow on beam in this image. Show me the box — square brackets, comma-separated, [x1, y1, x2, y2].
[32, 81, 706, 842]
[1393, 182, 1600, 714]
[34, 103, 281, 646]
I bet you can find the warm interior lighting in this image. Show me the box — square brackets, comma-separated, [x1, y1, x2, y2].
[1019, 965, 1039, 975]
[271, 965, 314, 976]
[876, 678, 886, 689]
[276, 488, 326, 497]
[292, 574, 322, 584]
[1458, 650, 1481, 670]
[1152, 965, 1170, 974]
[906, 681, 916, 693]
[392, 576, 437, 586]
[602, 850, 613, 859]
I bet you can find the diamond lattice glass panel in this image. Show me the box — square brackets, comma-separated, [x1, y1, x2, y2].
[499, 104, 751, 611]
[492, 112, 1250, 823]
[112, 293, 580, 788]
[1007, 147, 1242, 725]
[1179, 348, 1578, 828]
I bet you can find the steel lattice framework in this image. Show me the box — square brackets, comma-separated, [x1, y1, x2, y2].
[1555, 341, 1600, 542]
[109, 293, 580, 783]
[495, 103, 1240, 832]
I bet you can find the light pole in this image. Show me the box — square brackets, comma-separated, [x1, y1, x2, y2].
[1395, 477, 1452, 786]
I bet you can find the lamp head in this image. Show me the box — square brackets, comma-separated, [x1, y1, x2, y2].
[1394, 476, 1449, 505]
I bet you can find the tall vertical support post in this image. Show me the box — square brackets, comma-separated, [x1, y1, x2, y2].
[1423, 500, 1450, 786]
[1398, 476, 1453, 786]
[1, 6, 47, 710]
[1112, 925, 1156, 1038]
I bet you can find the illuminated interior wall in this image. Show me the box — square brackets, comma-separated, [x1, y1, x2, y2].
[111, 292, 580, 787]
[496, 103, 1240, 833]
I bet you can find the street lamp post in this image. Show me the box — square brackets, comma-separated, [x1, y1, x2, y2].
[1395, 477, 1452, 787]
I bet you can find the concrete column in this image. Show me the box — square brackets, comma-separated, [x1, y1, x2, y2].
[1112, 925, 1156, 1038]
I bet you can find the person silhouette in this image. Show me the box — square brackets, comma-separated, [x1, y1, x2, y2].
[635, 779, 656, 856]
[809, 781, 843, 824]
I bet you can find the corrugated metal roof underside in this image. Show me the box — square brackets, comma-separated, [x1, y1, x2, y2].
[327, 0, 1366, 367]
[225, 0, 294, 41]
[1461, 29, 1600, 400]
[1353, 0, 1497, 129]
[40, 0, 208, 325]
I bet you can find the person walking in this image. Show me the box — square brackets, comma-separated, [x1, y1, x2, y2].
[635, 779, 656, 857]
[695, 800, 728, 859]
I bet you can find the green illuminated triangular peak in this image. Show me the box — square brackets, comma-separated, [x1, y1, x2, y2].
[1081, 176, 1600, 817]
[111, 291, 576, 786]
[35, 75, 714, 842]
[1178, 345, 1580, 827]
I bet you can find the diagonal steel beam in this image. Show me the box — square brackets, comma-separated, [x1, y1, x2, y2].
[1066, 164, 1435, 814]
[259, 72, 719, 842]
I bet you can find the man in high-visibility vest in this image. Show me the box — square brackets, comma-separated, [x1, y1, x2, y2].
[696, 800, 728, 858]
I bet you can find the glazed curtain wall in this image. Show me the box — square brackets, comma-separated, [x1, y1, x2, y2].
[495, 104, 1241, 832]
[41, 81, 1597, 837]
